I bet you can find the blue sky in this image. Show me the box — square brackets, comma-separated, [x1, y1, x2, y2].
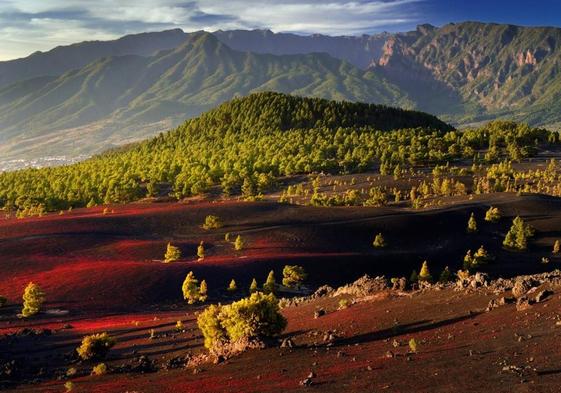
[0, 0, 559, 61]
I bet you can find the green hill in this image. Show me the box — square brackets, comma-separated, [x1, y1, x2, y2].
[0, 92, 452, 211]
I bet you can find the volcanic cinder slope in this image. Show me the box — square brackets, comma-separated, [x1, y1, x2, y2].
[1, 194, 561, 392]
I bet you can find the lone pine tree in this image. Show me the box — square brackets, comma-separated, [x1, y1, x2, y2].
[182, 271, 200, 304]
[197, 241, 205, 260]
[372, 233, 386, 248]
[418, 261, 432, 282]
[467, 212, 478, 233]
[164, 242, 181, 263]
[263, 271, 276, 294]
[21, 282, 45, 317]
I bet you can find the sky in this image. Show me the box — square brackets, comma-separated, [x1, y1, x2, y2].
[1, 0, 561, 61]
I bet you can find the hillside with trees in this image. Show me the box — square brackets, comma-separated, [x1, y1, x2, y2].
[1, 92, 558, 215]
[0, 92, 452, 211]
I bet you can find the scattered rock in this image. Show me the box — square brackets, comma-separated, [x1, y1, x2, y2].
[516, 296, 532, 312]
[280, 338, 294, 348]
[535, 289, 553, 303]
[512, 278, 536, 299]
[392, 277, 407, 291]
[333, 275, 388, 297]
[299, 377, 313, 386]
[314, 309, 326, 319]
[456, 272, 489, 290]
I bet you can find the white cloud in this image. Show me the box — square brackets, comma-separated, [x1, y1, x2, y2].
[0, 0, 424, 60]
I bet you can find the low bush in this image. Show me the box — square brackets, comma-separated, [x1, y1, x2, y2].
[197, 292, 287, 355]
[77, 332, 116, 360]
[91, 363, 108, 375]
[202, 215, 223, 230]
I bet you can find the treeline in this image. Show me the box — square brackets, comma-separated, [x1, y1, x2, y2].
[0, 93, 557, 212]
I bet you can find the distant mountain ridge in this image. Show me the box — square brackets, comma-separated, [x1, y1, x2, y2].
[0, 32, 410, 160]
[2, 22, 561, 162]
[0, 29, 189, 89]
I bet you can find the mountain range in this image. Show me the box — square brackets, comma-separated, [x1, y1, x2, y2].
[2, 21, 561, 161]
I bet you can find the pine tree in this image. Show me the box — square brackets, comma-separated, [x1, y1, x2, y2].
[463, 249, 474, 270]
[418, 261, 432, 282]
[249, 278, 258, 294]
[164, 242, 181, 263]
[263, 270, 276, 294]
[199, 280, 208, 302]
[234, 235, 244, 251]
[197, 241, 205, 260]
[182, 272, 200, 304]
[409, 270, 418, 283]
[503, 216, 534, 250]
[467, 212, 477, 233]
[484, 206, 501, 223]
[503, 230, 517, 249]
[282, 265, 307, 288]
[439, 266, 451, 283]
[21, 282, 45, 317]
[202, 215, 222, 230]
[372, 233, 386, 248]
[553, 240, 560, 254]
[227, 279, 237, 292]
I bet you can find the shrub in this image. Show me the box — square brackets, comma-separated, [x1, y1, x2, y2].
[225, 232, 231, 242]
[182, 271, 200, 304]
[338, 298, 350, 309]
[175, 320, 185, 332]
[282, 265, 307, 288]
[197, 292, 287, 353]
[234, 235, 244, 251]
[263, 271, 276, 294]
[408, 338, 418, 353]
[464, 245, 492, 270]
[249, 278, 258, 294]
[164, 242, 181, 262]
[77, 332, 116, 360]
[372, 233, 386, 248]
[418, 261, 432, 282]
[197, 241, 205, 260]
[467, 212, 477, 233]
[202, 215, 223, 230]
[484, 206, 501, 223]
[199, 280, 208, 302]
[64, 381, 74, 392]
[227, 279, 237, 292]
[91, 363, 107, 376]
[503, 216, 534, 250]
[197, 304, 227, 350]
[21, 282, 45, 317]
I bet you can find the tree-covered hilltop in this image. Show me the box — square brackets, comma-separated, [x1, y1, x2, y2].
[0, 92, 557, 212]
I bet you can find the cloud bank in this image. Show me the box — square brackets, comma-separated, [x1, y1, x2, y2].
[0, 0, 424, 60]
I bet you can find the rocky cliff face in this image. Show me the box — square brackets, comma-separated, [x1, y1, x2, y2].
[374, 22, 561, 121]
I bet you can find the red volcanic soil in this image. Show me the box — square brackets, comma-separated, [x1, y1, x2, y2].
[2, 195, 561, 391]
[7, 285, 561, 393]
[2, 194, 561, 314]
